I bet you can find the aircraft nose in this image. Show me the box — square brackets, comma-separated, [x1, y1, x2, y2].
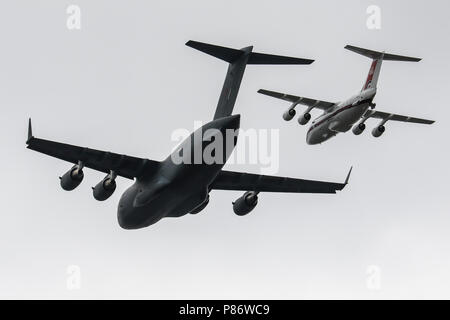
[117, 205, 138, 230]
[306, 131, 313, 145]
[306, 133, 319, 145]
[118, 201, 163, 230]
[117, 190, 147, 230]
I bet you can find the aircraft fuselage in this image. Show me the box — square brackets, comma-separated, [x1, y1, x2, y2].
[306, 88, 376, 145]
[117, 114, 240, 229]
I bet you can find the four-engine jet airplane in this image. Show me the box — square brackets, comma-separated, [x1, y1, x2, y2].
[258, 45, 435, 145]
[26, 40, 351, 229]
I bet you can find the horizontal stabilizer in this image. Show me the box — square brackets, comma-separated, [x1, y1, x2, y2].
[186, 40, 313, 65]
[345, 45, 421, 62]
[186, 41, 244, 63]
[248, 52, 313, 65]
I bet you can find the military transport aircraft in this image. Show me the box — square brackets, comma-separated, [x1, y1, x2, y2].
[258, 45, 435, 145]
[27, 40, 351, 229]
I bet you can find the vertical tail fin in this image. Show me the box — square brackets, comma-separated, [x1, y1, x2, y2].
[363, 58, 383, 91]
[186, 40, 314, 120]
[344, 45, 421, 92]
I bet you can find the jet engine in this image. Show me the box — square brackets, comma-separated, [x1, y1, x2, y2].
[233, 191, 258, 216]
[283, 108, 296, 121]
[60, 163, 84, 191]
[372, 125, 385, 138]
[352, 122, 366, 135]
[92, 172, 117, 201]
[298, 112, 311, 125]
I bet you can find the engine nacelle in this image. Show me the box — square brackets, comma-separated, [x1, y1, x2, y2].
[372, 125, 385, 138]
[93, 175, 117, 201]
[283, 108, 296, 121]
[352, 122, 366, 135]
[233, 191, 258, 216]
[60, 165, 84, 191]
[298, 112, 311, 125]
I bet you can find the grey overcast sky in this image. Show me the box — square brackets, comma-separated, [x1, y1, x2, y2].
[0, 0, 449, 299]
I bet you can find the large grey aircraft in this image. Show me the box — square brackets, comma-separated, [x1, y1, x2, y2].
[26, 40, 351, 229]
[259, 45, 435, 145]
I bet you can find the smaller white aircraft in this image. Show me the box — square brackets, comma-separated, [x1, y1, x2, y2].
[258, 45, 435, 145]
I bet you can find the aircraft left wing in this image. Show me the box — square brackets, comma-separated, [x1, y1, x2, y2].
[210, 168, 352, 194]
[364, 110, 435, 125]
[26, 119, 160, 180]
[258, 89, 336, 111]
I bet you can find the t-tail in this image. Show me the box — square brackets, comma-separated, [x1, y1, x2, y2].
[186, 40, 314, 120]
[345, 45, 421, 92]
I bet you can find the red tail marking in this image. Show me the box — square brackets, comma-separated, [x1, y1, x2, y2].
[363, 60, 378, 90]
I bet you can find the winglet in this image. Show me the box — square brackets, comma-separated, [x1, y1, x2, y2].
[344, 166, 353, 185]
[27, 118, 33, 143]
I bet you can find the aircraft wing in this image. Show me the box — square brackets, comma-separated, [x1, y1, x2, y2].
[26, 119, 160, 180]
[210, 168, 352, 194]
[258, 89, 336, 111]
[364, 110, 435, 125]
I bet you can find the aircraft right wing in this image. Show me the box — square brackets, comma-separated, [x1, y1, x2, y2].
[211, 168, 352, 194]
[258, 89, 336, 111]
[26, 119, 160, 180]
[364, 110, 435, 125]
